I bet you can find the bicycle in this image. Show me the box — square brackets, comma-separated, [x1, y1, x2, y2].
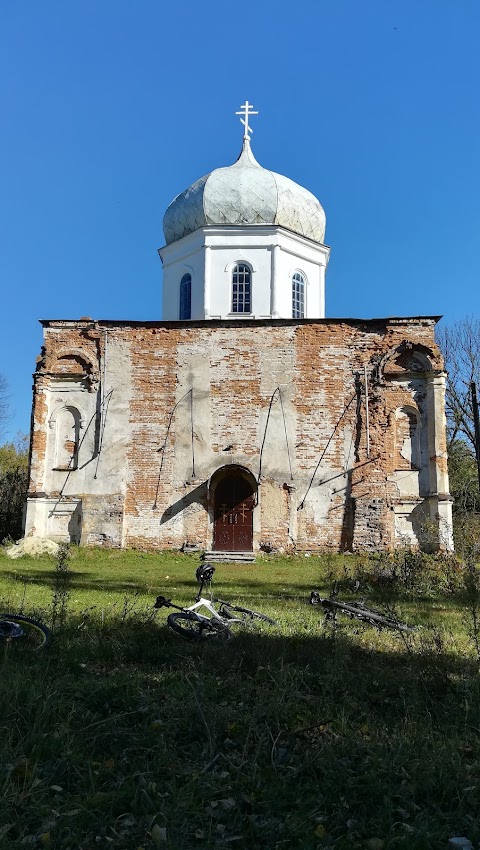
[0, 613, 52, 650]
[310, 583, 413, 633]
[154, 564, 276, 641]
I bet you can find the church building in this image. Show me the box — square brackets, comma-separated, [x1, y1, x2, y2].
[25, 103, 453, 553]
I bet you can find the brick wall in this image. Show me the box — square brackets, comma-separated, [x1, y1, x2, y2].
[25, 316, 452, 551]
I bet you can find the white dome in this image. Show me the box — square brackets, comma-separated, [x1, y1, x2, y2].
[163, 141, 326, 245]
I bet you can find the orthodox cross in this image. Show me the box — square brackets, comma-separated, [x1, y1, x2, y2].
[236, 100, 258, 141]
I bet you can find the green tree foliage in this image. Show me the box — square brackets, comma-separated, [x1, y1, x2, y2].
[0, 433, 29, 542]
[448, 439, 479, 515]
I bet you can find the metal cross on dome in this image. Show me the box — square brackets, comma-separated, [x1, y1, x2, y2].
[235, 100, 258, 141]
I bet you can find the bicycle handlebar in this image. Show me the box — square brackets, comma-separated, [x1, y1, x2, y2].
[310, 591, 325, 606]
[154, 595, 173, 609]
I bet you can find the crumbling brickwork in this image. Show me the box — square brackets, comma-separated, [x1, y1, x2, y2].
[24, 316, 453, 551]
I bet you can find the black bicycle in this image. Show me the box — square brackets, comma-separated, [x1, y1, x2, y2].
[310, 584, 413, 633]
[0, 614, 52, 650]
[154, 564, 276, 641]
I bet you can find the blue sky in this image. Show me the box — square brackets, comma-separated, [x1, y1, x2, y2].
[1, 0, 479, 441]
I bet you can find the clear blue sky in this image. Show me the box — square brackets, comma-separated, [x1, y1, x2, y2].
[1, 0, 479, 442]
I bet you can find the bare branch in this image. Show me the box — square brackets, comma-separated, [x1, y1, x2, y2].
[436, 317, 480, 454]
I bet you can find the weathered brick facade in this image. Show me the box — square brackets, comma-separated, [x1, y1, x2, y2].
[25, 316, 453, 551]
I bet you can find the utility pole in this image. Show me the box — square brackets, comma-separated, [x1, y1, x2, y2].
[471, 382, 480, 492]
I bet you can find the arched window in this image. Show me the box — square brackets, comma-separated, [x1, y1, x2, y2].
[292, 272, 305, 318]
[179, 273, 192, 320]
[232, 263, 251, 313]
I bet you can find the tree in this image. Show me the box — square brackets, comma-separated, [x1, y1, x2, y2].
[447, 439, 480, 515]
[436, 317, 480, 452]
[0, 433, 29, 542]
[436, 318, 480, 523]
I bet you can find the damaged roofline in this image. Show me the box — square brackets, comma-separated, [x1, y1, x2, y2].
[39, 315, 443, 328]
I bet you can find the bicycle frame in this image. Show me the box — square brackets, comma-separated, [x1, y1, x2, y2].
[168, 596, 246, 629]
[154, 564, 276, 635]
[310, 590, 413, 632]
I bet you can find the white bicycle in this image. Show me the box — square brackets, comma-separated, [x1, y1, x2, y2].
[154, 564, 276, 641]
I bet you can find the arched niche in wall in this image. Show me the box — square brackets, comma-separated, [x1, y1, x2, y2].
[48, 350, 98, 390]
[50, 405, 83, 470]
[394, 406, 421, 470]
[375, 340, 434, 384]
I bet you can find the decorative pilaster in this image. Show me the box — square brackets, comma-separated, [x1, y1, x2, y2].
[203, 245, 211, 318]
[318, 263, 326, 319]
[270, 244, 281, 318]
[426, 371, 454, 549]
[28, 373, 49, 497]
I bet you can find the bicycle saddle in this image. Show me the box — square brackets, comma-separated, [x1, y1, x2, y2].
[196, 564, 215, 584]
[310, 591, 322, 605]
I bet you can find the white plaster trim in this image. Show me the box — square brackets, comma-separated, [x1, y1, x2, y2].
[159, 225, 331, 255]
[289, 267, 309, 284]
[160, 243, 205, 269]
[224, 258, 257, 273]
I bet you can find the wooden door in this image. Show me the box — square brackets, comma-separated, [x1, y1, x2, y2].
[213, 475, 254, 552]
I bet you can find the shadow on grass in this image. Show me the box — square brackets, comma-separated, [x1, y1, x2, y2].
[2, 570, 330, 600]
[4, 570, 472, 628]
[35, 611, 478, 682]
[2, 617, 479, 850]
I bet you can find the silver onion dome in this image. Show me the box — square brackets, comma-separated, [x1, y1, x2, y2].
[163, 140, 326, 245]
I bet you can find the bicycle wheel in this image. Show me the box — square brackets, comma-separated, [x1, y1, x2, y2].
[218, 602, 277, 626]
[0, 614, 51, 650]
[167, 612, 231, 641]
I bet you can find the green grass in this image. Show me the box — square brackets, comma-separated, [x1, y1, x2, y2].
[0, 547, 479, 850]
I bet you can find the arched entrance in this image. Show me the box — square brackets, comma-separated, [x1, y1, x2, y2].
[212, 468, 256, 552]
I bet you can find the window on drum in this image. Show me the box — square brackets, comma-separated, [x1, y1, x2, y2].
[179, 273, 192, 320]
[232, 263, 251, 313]
[292, 272, 305, 318]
